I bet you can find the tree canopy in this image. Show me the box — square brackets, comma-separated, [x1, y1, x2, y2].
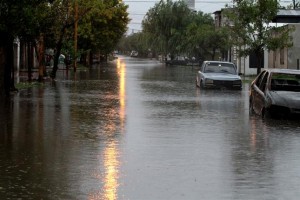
[0, 0, 130, 95]
[120, 0, 230, 61]
[224, 0, 294, 74]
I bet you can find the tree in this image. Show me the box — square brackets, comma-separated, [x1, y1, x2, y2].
[225, 0, 294, 74]
[0, 0, 53, 95]
[185, 11, 229, 61]
[291, 0, 300, 8]
[77, 0, 129, 64]
[142, 0, 193, 57]
[117, 32, 151, 57]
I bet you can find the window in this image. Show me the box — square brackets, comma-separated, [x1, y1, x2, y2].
[259, 72, 269, 92]
[254, 71, 266, 87]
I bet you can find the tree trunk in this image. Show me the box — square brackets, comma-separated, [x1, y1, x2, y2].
[27, 42, 33, 81]
[51, 27, 65, 79]
[37, 34, 45, 82]
[0, 32, 15, 96]
[89, 52, 93, 65]
[0, 33, 7, 96]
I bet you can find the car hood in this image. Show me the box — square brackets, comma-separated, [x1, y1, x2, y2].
[268, 91, 300, 108]
[204, 73, 241, 80]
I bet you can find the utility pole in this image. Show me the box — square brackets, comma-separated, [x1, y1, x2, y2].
[74, 0, 78, 72]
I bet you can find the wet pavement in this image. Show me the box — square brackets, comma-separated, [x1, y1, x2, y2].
[1, 56, 300, 199]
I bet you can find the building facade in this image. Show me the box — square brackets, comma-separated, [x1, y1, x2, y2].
[214, 9, 300, 75]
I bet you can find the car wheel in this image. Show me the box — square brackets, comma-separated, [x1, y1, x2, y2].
[196, 78, 199, 88]
[200, 80, 205, 89]
[262, 108, 271, 119]
[249, 99, 254, 115]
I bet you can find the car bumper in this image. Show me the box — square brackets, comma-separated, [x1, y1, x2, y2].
[204, 80, 242, 89]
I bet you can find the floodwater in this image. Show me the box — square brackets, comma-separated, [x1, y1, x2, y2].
[1, 56, 300, 200]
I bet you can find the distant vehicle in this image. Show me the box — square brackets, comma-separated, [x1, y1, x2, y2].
[166, 56, 188, 66]
[249, 69, 300, 119]
[59, 54, 65, 64]
[130, 51, 138, 57]
[196, 61, 242, 89]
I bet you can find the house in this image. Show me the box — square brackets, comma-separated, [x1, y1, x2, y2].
[214, 9, 300, 75]
[270, 9, 300, 70]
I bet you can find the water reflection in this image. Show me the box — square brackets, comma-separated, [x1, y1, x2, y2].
[90, 57, 126, 200]
[117, 57, 126, 132]
[102, 141, 120, 200]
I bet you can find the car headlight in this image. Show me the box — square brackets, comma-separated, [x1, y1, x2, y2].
[205, 79, 214, 84]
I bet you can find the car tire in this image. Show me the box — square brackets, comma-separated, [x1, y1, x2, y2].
[200, 80, 205, 89]
[249, 99, 254, 115]
[262, 108, 271, 119]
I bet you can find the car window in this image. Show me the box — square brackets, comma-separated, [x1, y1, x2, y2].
[204, 63, 236, 74]
[254, 71, 266, 87]
[270, 73, 300, 91]
[259, 72, 269, 92]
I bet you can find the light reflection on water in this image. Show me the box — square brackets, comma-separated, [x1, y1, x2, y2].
[102, 141, 120, 200]
[90, 58, 126, 200]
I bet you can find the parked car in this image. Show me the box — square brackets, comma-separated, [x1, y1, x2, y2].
[196, 61, 242, 89]
[166, 56, 188, 66]
[249, 69, 300, 119]
[130, 51, 138, 57]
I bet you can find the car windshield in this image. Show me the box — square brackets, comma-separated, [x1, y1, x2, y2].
[271, 73, 300, 92]
[204, 63, 236, 74]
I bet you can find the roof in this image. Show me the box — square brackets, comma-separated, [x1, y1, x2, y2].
[264, 68, 300, 74]
[213, 8, 300, 23]
[272, 9, 300, 23]
[203, 60, 235, 64]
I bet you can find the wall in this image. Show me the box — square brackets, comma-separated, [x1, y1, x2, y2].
[287, 24, 300, 69]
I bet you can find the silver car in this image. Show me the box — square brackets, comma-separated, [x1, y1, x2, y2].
[249, 69, 300, 119]
[196, 61, 242, 89]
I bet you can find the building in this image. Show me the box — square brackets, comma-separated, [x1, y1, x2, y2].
[271, 9, 300, 70]
[214, 9, 300, 75]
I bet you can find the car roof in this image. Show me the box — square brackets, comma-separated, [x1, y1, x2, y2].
[263, 68, 300, 75]
[203, 60, 235, 64]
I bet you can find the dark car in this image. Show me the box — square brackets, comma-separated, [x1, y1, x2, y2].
[196, 61, 242, 89]
[165, 56, 188, 66]
[249, 69, 300, 119]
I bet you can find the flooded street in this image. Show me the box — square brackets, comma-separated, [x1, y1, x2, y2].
[1, 56, 300, 199]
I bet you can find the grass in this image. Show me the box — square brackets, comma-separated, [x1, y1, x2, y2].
[241, 75, 256, 83]
[15, 81, 44, 90]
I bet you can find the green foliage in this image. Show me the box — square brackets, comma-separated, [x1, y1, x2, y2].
[78, 0, 129, 55]
[0, 0, 51, 38]
[0, 0, 129, 56]
[136, 0, 228, 60]
[117, 32, 152, 56]
[185, 12, 229, 60]
[225, 0, 294, 73]
[142, 0, 194, 55]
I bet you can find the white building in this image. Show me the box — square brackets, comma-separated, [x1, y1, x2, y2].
[214, 9, 300, 75]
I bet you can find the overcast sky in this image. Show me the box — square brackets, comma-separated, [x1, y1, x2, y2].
[123, 0, 293, 34]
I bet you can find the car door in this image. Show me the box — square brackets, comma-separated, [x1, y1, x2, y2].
[198, 62, 206, 84]
[253, 72, 269, 115]
[251, 71, 266, 114]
